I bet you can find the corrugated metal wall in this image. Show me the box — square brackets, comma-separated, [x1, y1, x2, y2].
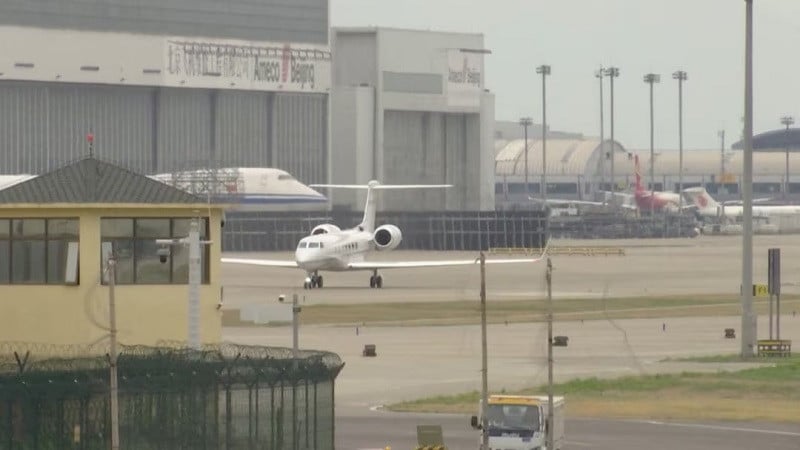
[0, 0, 328, 44]
[273, 93, 328, 185]
[215, 91, 271, 168]
[0, 82, 154, 174]
[156, 88, 213, 172]
[0, 82, 328, 184]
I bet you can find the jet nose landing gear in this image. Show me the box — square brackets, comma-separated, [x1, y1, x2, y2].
[369, 270, 383, 289]
[303, 273, 323, 289]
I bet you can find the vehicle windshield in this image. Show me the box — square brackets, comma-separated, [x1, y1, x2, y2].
[486, 404, 539, 432]
[297, 242, 308, 248]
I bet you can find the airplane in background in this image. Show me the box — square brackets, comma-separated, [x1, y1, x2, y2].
[222, 180, 549, 289]
[683, 186, 800, 226]
[631, 155, 696, 214]
[150, 167, 327, 212]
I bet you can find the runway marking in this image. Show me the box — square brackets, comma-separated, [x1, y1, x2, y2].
[638, 420, 800, 437]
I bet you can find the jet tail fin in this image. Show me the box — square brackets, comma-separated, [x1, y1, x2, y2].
[634, 154, 644, 192]
[310, 181, 451, 233]
[682, 186, 720, 211]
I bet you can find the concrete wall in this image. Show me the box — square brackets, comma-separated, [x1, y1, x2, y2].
[332, 32, 377, 87]
[330, 86, 374, 210]
[0, 205, 224, 348]
[332, 27, 494, 212]
[0, 0, 329, 44]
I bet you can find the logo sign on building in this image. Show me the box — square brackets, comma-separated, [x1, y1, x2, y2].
[446, 49, 484, 107]
[164, 37, 331, 93]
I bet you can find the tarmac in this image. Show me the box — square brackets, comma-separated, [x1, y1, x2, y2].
[221, 234, 800, 308]
[220, 234, 800, 448]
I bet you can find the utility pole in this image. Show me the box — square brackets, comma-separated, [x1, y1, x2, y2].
[479, 252, 489, 450]
[742, 0, 756, 358]
[107, 257, 120, 450]
[292, 293, 300, 358]
[156, 216, 213, 350]
[546, 257, 554, 450]
[537, 65, 551, 204]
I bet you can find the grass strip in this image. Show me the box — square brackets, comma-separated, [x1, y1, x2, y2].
[388, 355, 800, 423]
[222, 295, 800, 327]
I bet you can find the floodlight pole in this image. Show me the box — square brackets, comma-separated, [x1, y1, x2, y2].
[520, 117, 533, 197]
[644, 73, 661, 218]
[156, 216, 213, 350]
[781, 116, 794, 200]
[604, 67, 619, 207]
[595, 67, 605, 199]
[672, 70, 687, 215]
[546, 257, 554, 450]
[537, 65, 551, 204]
[479, 252, 489, 450]
[107, 257, 120, 450]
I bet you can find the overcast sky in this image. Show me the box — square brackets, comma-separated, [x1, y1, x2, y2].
[331, 0, 800, 151]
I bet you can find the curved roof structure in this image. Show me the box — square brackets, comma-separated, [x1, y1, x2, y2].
[732, 128, 800, 150]
[495, 139, 627, 178]
[629, 149, 800, 177]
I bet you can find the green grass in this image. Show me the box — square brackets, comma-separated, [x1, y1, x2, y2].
[388, 356, 800, 423]
[222, 295, 800, 327]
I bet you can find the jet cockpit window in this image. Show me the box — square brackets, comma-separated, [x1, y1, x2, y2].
[278, 174, 295, 181]
[308, 242, 320, 248]
[298, 242, 308, 248]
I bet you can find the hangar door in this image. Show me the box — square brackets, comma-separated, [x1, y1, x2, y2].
[383, 110, 471, 211]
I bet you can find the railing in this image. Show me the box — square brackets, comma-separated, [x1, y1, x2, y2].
[489, 246, 625, 256]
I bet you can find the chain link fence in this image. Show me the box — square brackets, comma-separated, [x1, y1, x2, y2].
[0, 342, 344, 450]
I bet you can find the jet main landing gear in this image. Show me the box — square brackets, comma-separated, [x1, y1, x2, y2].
[369, 270, 383, 289]
[303, 273, 323, 289]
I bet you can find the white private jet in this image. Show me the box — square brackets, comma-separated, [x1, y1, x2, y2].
[222, 180, 549, 289]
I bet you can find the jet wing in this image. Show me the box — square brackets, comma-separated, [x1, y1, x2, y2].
[221, 257, 298, 268]
[348, 255, 546, 270]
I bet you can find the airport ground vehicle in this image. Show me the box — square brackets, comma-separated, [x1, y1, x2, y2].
[470, 394, 565, 450]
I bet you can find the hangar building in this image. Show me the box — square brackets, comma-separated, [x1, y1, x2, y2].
[330, 27, 495, 212]
[0, 0, 331, 184]
[495, 137, 800, 206]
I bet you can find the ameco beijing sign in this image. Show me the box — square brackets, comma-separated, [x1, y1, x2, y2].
[446, 50, 484, 107]
[165, 37, 331, 93]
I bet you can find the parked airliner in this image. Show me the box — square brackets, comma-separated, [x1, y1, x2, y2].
[683, 186, 800, 226]
[222, 180, 549, 289]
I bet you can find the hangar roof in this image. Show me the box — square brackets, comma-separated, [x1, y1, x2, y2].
[0, 156, 207, 204]
[732, 128, 800, 150]
[629, 149, 800, 177]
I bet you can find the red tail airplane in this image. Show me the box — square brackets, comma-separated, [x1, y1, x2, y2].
[632, 155, 694, 213]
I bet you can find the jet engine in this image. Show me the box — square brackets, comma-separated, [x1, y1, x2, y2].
[373, 224, 402, 251]
[310, 223, 341, 235]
